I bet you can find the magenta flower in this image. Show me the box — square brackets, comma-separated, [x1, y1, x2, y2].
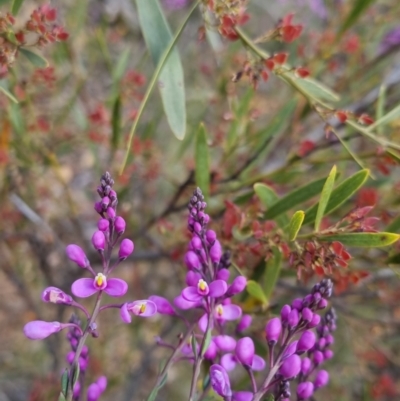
[118, 239, 134, 259]
[114, 216, 126, 233]
[236, 314, 252, 332]
[221, 353, 265, 372]
[314, 369, 329, 389]
[120, 300, 157, 323]
[198, 304, 242, 331]
[214, 335, 237, 352]
[297, 330, 316, 353]
[92, 231, 106, 251]
[235, 337, 254, 367]
[210, 364, 232, 398]
[23, 320, 63, 340]
[149, 295, 176, 315]
[265, 317, 282, 345]
[182, 279, 227, 302]
[279, 354, 301, 379]
[66, 244, 89, 268]
[71, 273, 128, 298]
[297, 381, 314, 400]
[42, 287, 73, 305]
[233, 391, 253, 401]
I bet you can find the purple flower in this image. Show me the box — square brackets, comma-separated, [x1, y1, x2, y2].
[236, 314, 252, 332]
[217, 268, 230, 281]
[226, 276, 247, 296]
[210, 364, 232, 398]
[235, 337, 254, 367]
[314, 369, 329, 389]
[23, 320, 62, 340]
[301, 357, 312, 375]
[265, 317, 282, 345]
[233, 391, 253, 401]
[210, 240, 222, 263]
[204, 339, 218, 360]
[92, 231, 106, 251]
[148, 295, 176, 315]
[114, 216, 126, 234]
[87, 383, 102, 401]
[182, 279, 227, 302]
[120, 300, 157, 322]
[297, 381, 314, 400]
[41, 287, 73, 305]
[71, 274, 128, 298]
[198, 304, 242, 331]
[297, 330, 316, 353]
[66, 244, 89, 268]
[279, 354, 301, 379]
[214, 335, 237, 352]
[185, 250, 201, 269]
[98, 219, 109, 232]
[118, 239, 134, 259]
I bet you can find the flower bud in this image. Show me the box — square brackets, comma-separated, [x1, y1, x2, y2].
[302, 307, 313, 322]
[210, 240, 222, 263]
[288, 309, 300, 328]
[318, 299, 328, 309]
[292, 298, 303, 310]
[324, 349, 334, 360]
[312, 350, 324, 365]
[233, 391, 253, 401]
[185, 251, 201, 269]
[191, 236, 202, 250]
[66, 244, 89, 268]
[226, 276, 247, 296]
[114, 216, 126, 234]
[98, 219, 109, 232]
[214, 335, 237, 352]
[236, 314, 252, 333]
[118, 239, 134, 259]
[301, 357, 311, 375]
[94, 202, 102, 214]
[210, 364, 232, 397]
[217, 268, 230, 281]
[297, 330, 316, 353]
[282, 341, 298, 360]
[87, 383, 102, 401]
[96, 376, 107, 392]
[101, 196, 110, 209]
[23, 320, 62, 340]
[206, 229, 217, 244]
[92, 231, 105, 251]
[204, 339, 217, 360]
[265, 317, 282, 345]
[314, 370, 329, 389]
[42, 287, 73, 305]
[281, 304, 291, 322]
[107, 207, 115, 219]
[235, 337, 254, 367]
[325, 334, 334, 345]
[297, 382, 314, 400]
[279, 354, 301, 379]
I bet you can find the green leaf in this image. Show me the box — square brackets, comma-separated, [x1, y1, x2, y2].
[338, 0, 376, 36]
[112, 48, 131, 83]
[264, 247, 282, 300]
[136, 0, 186, 139]
[264, 177, 326, 219]
[58, 393, 66, 401]
[195, 123, 210, 201]
[11, 0, 24, 15]
[289, 211, 305, 241]
[191, 335, 198, 359]
[375, 85, 386, 135]
[61, 369, 69, 395]
[72, 363, 80, 388]
[318, 232, 400, 247]
[367, 103, 400, 132]
[111, 96, 121, 150]
[254, 183, 289, 228]
[303, 169, 369, 225]
[246, 280, 268, 305]
[19, 48, 48, 68]
[201, 330, 212, 357]
[315, 165, 337, 232]
[0, 80, 18, 103]
[387, 214, 400, 233]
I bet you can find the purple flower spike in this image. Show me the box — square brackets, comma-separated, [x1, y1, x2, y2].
[24, 320, 62, 340]
[297, 382, 314, 400]
[210, 364, 232, 398]
[98, 219, 109, 232]
[233, 391, 253, 401]
[210, 240, 222, 263]
[237, 314, 252, 332]
[185, 251, 201, 269]
[42, 287, 73, 305]
[265, 317, 282, 345]
[214, 335, 237, 352]
[120, 300, 157, 323]
[297, 330, 316, 353]
[87, 383, 102, 401]
[118, 239, 134, 259]
[235, 337, 254, 367]
[314, 369, 329, 389]
[226, 276, 247, 296]
[149, 295, 176, 315]
[114, 216, 126, 234]
[92, 231, 106, 251]
[279, 354, 301, 379]
[66, 244, 89, 268]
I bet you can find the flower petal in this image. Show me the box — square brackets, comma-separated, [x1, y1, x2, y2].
[129, 300, 157, 317]
[182, 286, 203, 302]
[221, 353, 237, 372]
[214, 335, 236, 352]
[252, 355, 266, 371]
[104, 278, 128, 297]
[233, 391, 253, 401]
[209, 280, 228, 298]
[219, 304, 242, 321]
[174, 295, 198, 310]
[149, 295, 175, 315]
[71, 278, 98, 298]
[120, 303, 131, 323]
[23, 320, 62, 340]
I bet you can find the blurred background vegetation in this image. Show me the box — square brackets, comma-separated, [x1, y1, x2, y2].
[1, 0, 400, 400]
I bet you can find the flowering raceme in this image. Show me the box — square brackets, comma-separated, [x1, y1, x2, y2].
[23, 172, 156, 401]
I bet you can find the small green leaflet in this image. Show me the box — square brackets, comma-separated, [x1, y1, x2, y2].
[19, 47, 48, 68]
[246, 280, 268, 305]
[11, 0, 24, 15]
[314, 165, 337, 232]
[318, 232, 400, 247]
[264, 247, 282, 300]
[289, 211, 305, 241]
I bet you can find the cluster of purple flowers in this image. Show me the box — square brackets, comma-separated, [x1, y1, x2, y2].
[210, 279, 336, 401]
[23, 172, 156, 401]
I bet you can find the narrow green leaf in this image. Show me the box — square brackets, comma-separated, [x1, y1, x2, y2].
[72, 363, 80, 388]
[375, 85, 386, 135]
[315, 165, 337, 232]
[111, 96, 121, 150]
[318, 232, 399, 247]
[201, 330, 212, 357]
[11, 0, 24, 15]
[387, 214, 400, 233]
[191, 335, 198, 359]
[19, 48, 48, 68]
[112, 48, 131, 83]
[246, 280, 268, 304]
[338, 0, 376, 36]
[303, 169, 369, 225]
[61, 369, 69, 396]
[264, 177, 326, 219]
[254, 183, 289, 228]
[0, 80, 18, 103]
[289, 211, 305, 241]
[264, 247, 282, 300]
[136, 0, 186, 139]
[58, 393, 67, 401]
[367, 103, 400, 132]
[195, 123, 210, 201]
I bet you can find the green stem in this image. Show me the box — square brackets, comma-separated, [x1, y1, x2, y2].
[119, 0, 201, 174]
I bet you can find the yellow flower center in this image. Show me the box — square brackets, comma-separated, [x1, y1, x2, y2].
[216, 305, 224, 317]
[95, 273, 106, 287]
[133, 302, 147, 315]
[198, 279, 207, 292]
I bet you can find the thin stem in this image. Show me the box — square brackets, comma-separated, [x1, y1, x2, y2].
[119, 0, 201, 174]
[246, 367, 258, 394]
